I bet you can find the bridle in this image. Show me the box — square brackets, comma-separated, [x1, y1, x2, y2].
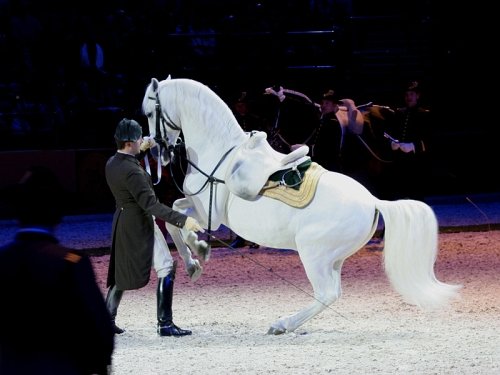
[143, 94, 182, 185]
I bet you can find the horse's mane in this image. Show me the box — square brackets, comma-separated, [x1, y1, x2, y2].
[162, 78, 244, 142]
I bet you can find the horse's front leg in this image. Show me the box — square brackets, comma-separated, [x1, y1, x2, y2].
[164, 198, 210, 282]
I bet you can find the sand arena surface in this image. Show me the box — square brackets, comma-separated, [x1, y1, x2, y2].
[89, 230, 500, 375]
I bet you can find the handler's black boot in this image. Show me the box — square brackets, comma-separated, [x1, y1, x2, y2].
[157, 264, 192, 337]
[105, 284, 125, 334]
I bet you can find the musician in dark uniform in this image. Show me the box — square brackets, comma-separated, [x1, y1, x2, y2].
[0, 166, 114, 375]
[104, 118, 205, 337]
[312, 89, 364, 172]
[312, 90, 344, 171]
[385, 81, 432, 200]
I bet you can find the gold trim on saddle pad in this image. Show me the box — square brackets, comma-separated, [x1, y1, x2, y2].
[259, 162, 327, 208]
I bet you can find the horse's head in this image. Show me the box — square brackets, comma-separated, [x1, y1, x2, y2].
[141, 76, 182, 166]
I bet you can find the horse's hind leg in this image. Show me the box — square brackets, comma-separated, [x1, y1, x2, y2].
[268, 255, 344, 335]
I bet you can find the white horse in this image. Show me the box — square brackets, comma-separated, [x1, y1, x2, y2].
[142, 76, 461, 335]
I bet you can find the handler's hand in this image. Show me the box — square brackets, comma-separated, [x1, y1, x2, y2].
[183, 217, 205, 233]
[140, 136, 157, 152]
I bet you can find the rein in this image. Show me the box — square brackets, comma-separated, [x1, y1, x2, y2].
[168, 143, 235, 235]
[169, 144, 234, 197]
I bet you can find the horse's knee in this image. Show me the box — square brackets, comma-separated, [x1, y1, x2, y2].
[315, 287, 341, 307]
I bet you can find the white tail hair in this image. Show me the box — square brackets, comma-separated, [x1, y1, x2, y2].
[376, 199, 462, 309]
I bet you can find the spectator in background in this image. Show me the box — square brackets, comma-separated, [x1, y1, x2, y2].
[0, 165, 114, 375]
[384, 81, 431, 200]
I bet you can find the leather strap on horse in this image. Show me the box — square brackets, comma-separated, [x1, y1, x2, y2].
[168, 143, 236, 237]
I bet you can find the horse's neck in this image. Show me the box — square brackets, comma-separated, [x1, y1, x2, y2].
[180, 107, 245, 168]
[173, 79, 246, 173]
[185, 131, 243, 173]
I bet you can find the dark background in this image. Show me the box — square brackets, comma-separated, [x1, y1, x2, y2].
[0, 0, 497, 215]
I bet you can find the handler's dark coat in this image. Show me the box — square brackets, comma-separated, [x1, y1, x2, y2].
[0, 231, 114, 375]
[105, 152, 187, 290]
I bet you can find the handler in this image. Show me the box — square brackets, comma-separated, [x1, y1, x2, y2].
[105, 118, 204, 337]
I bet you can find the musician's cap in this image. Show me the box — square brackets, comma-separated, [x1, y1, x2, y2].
[321, 89, 341, 104]
[235, 91, 249, 103]
[405, 81, 421, 94]
[114, 118, 143, 142]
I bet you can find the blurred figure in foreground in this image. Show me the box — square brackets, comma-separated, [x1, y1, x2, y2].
[0, 165, 114, 375]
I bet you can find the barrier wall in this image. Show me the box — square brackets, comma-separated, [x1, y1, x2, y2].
[0, 149, 115, 217]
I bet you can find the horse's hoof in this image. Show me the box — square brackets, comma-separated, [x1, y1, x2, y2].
[186, 232, 211, 262]
[197, 240, 211, 262]
[187, 260, 203, 282]
[267, 326, 286, 335]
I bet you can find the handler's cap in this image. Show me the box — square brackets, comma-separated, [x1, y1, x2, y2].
[321, 89, 341, 104]
[114, 118, 143, 142]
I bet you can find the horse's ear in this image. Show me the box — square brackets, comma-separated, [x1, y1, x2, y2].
[247, 131, 267, 148]
[166, 75, 172, 80]
[151, 78, 159, 92]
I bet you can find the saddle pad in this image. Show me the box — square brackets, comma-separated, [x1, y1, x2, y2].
[259, 162, 327, 208]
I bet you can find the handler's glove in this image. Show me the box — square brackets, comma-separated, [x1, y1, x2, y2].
[140, 136, 157, 152]
[399, 142, 415, 153]
[183, 217, 205, 233]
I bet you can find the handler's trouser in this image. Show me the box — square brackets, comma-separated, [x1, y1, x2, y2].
[153, 218, 174, 278]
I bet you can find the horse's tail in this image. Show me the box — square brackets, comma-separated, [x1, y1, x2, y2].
[375, 199, 462, 309]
